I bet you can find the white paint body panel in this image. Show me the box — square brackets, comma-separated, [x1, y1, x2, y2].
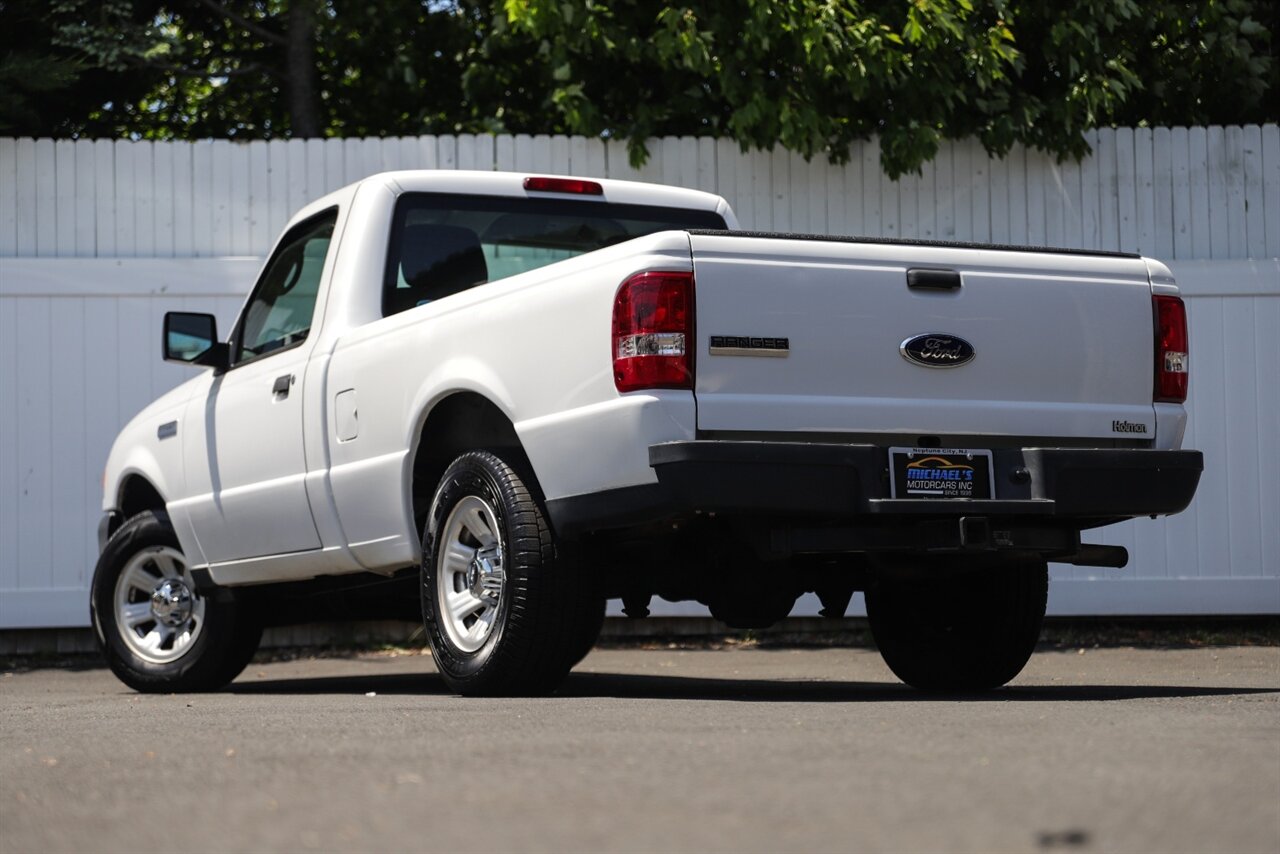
[173, 346, 321, 564]
[690, 234, 1171, 445]
[324, 230, 698, 571]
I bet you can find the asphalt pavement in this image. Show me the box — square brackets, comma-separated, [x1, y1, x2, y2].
[2, 644, 1277, 854]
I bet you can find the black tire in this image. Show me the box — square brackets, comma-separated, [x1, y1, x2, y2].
[866, 558, 1048, 691]
[90, 510, 262, 693]
[421, 450, 602, 696]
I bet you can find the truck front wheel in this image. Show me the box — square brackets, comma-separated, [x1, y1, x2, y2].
[865, 558, 1048, 691]
[421, 450, 603, 696]
[91, 510, 261, 692]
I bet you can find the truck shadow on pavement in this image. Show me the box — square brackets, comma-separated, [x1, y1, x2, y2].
[226, 671, 1278, 702]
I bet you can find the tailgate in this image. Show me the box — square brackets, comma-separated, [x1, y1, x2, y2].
[690, 233, 1156, 440]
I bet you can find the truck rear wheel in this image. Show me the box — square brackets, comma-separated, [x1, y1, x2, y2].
[91, 510, 261, 692]
[865, 558, 1048, 691]
[421, 450, 602, 695]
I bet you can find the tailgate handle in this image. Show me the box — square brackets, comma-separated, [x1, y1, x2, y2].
[907, 268, 961, 290]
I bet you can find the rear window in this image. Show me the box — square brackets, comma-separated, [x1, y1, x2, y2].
[382, 192, 726, 316]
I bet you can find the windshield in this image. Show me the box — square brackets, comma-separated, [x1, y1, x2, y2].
[383, 192, 726, 316]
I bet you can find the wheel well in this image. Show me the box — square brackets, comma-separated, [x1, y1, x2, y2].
[410, 393, 526, 535]
[119, 475, 165, 520]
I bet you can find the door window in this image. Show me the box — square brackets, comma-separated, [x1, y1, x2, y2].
[236, 210, 338, 364]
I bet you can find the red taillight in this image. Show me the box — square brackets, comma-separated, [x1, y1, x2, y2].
[523, 176, 603, 195]
[1154, 294, 1189, 403]
[613, 271, 694, 393]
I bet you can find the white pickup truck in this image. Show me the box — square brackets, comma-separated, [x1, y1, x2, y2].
[92, 171, 1202, 695]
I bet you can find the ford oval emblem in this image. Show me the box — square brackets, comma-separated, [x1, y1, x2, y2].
[900, 333, 975, 368]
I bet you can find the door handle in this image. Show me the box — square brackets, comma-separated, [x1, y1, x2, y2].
[272, 374, 294, 397]
[907, 268, 961, 290]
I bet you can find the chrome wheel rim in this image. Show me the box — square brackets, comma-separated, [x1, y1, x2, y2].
[113, 546, 206, 664]
[436, 495, 506, 654]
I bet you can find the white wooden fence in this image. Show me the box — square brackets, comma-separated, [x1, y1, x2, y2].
[1, 128, 1278, 628]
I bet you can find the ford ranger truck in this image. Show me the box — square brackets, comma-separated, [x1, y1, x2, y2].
[91, 171, 1202, 696]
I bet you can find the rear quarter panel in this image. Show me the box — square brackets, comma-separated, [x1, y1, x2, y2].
[322, 231, 698, 569]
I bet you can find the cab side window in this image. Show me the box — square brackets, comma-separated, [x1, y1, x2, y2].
[237, 211, 337, 364]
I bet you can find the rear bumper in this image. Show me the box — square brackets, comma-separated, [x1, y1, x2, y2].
[546, 441, 1202, 540]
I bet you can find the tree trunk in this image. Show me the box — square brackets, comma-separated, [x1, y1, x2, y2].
[286, 0, 321, 138]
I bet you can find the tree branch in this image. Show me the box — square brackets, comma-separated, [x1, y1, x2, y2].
[193, 0, 288, 46]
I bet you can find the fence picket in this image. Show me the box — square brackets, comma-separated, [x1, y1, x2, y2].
[1095, 131, 1118, 251]
[247, 141, 269, 255]
[324, 138, 347, 193]
[861, 140, 882, 238]
[910, 155, 932, 240]
[747, 147, 772, 231]
[229, 142, 251, 255]
[1207, 126, 1230, 259]
[54, 141, 76, 256]
[92, 140, 115, 257]
[581, 136, 605, 179]
[970, 142, 991, 244]
[550, 134, 570, 175]
[209, 140, 232, 256]
[1225, 126, 1247, 259]
[532, 134, 553, 172]
[1188, 128, 1211, 258]
[951, 140, 973, 242]
[1170, 128, 1192, 260]
[113, 141, 136, 257]
[0, 139, 15, 255]
[1061, 153, 1083, 250]
[1114, 129, 1137, 252]
[33, 140, 56, 257]
[879, 152, 899, 240]
[134, 142, 157, 257]
[1134, 127, 1155, 255]
[474, 134, 497, 172]
[1263, 125, 1280, 258]
[697, 138, 716, 195]
[438, 135, 459, 172]
[495, 135, 515, 172]
[834, 144, 857, 237]
[897, 163, 917, 240]
[153, 142, 175, 258]
[660, 137, 684, 188]
[1026, 147, 1048, 246]
[172, 143, 195, 257]
[946, 141, 968, 241]
[1242, 125, 1266, 259]
[715, 139, 738, 219]
[1153, 128, 1174, 260]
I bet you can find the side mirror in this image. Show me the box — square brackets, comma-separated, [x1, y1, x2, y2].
[163, 312, 229, 370]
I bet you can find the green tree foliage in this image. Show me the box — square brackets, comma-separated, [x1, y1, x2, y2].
[0, 0, 163, 135]
[1, 0, 487, 138]
[498, 0, 1276, 175]
[1, 1, 1274, 176]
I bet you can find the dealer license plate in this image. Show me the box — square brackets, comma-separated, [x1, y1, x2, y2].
[889, 447, 994, 500]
